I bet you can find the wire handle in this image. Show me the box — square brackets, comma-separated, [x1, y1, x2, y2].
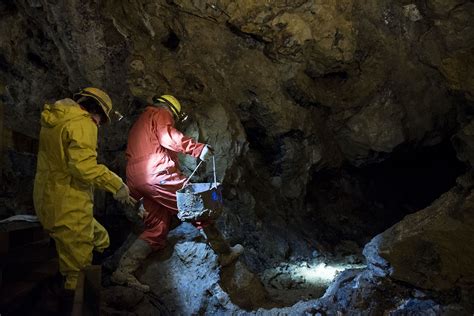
[182, 160, 203, 189]
[181, 155, 218, 190]
[213, 156, 217, 187]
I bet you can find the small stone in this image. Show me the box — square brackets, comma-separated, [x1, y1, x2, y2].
[403, 4, 423, 22]
[130, 59, 145, 71]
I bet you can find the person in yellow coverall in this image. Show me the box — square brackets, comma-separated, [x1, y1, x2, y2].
[33, 88, 135, 300]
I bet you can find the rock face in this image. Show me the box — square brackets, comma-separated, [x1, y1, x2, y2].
[453, 119, 474, 167]
[365, 173, 474, 302]
[0, 0, 472, 233]
[0, 0, 473, 313]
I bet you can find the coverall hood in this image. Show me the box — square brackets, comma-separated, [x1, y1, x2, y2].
[40, 98, 89, 128]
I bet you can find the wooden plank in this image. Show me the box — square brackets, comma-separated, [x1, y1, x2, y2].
[84, 265, 101, 315]
[0, 220, 42, 233]
[71, 265, 102, 316]
[71, 271, 85, 316]
[0, 223, 49, 260]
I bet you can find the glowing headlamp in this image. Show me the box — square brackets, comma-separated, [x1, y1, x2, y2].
[152, 95, 188, 123]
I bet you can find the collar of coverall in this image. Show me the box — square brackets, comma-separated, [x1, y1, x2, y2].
[155, 101, 188, 124]
[156, 105, 177, 124]
[79, 105, 101, 127]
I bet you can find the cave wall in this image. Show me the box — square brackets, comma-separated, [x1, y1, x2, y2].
[0, 0, 473, 269]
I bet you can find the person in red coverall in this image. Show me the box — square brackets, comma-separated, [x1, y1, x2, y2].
[111, 95, 243, 292]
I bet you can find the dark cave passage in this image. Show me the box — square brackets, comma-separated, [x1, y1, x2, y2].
[303, 140, 466, 249]
[351, 140, 466, 215]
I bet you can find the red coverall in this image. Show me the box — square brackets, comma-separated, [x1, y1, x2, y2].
[126, 106, 206, 250]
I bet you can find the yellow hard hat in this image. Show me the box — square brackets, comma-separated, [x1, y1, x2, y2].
[155, 95, 181, 117]
[74, 87, 113, 123]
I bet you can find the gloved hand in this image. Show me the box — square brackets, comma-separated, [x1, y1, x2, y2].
[199, 144, 215, 161]
[136, 199, 149, 220]
[113, 184, 136, 207]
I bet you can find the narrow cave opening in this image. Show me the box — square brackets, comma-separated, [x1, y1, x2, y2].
[351, 140, 466, 218]
[26, 52, 48, 71]
[161, 29, 180, 51]
[321, 70, 348, 81]
[303, 140, 466, 249]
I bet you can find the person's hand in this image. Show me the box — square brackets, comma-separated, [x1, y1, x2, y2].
[137, 199, 149, 220]
[113, 184, 136, 206]
[207, 145, 215, 155]
[199, 144, 215, 161]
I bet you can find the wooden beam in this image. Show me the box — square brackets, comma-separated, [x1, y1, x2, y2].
[72, 271, 85, 316]
[72, 265, 102, 316]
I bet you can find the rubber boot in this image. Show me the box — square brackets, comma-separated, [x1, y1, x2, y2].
[202, 224, 244, 267]
[111, 238, 152, 292]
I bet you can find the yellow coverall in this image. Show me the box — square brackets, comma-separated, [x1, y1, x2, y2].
[33, 98, 123, 290]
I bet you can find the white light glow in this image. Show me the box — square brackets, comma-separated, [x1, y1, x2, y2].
[298, 263, 345, 283]
[261, 260, 366, 296]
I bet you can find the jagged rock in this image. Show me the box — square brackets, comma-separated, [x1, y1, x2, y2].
[221, 261, 270, 310]
[426, 0, 467, 16]
[364, 173, 474, 307]
[339, 90, 405, 160]
[108, 223, 272, 314]
[453, 120, 474, 167]
[306, 268, 470, 316]
[420, 1, 474, 101]
[102, 286, 145, 311]
[226, 0, 355, 63]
